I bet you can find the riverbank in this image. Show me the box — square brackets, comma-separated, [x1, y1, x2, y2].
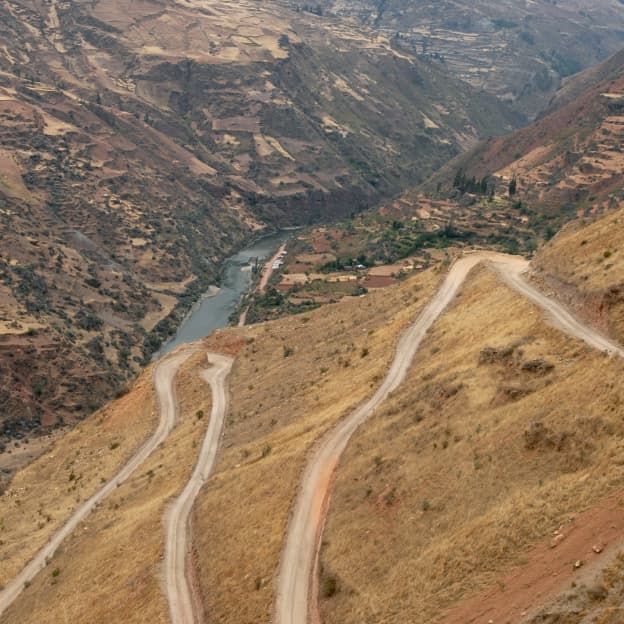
[157, 231, 292, 356]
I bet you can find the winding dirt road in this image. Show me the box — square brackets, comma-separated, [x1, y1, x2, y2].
[165, 353, 233, 624]
[0, 347, 195, 618]
[274, 251, 624, 624]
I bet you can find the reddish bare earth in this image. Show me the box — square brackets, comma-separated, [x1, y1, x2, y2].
[442, 490, 624, 623]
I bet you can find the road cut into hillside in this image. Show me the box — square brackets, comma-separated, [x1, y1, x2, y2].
[274, 250, 624, 624]
[164, 353, 233, 624]
[0, 347, 196, 618]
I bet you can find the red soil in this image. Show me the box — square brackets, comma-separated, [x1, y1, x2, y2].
[441, 489, 624, 623]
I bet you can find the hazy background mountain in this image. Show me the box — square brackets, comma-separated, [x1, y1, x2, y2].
[300, 0, 624, 118]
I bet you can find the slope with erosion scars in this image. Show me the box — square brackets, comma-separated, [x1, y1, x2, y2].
[276, 251, 624, 624]
[165, 353, 233, 624]
[0, 346, 195, 619]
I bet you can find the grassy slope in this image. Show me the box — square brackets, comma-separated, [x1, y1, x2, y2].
[0, 265, 442, 622]
[532, 205, 624, 343]
[3, 207, 624, 622]
[192, 267, 442, 623]
[0, 364, 157, 587]
[320, 265, 624, 623]
[0, 351, 213, 623]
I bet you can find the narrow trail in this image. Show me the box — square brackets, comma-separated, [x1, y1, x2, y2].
[274, 251, 624, 624]
[165, 353, 233, 624]
[0, 347, 195, 619]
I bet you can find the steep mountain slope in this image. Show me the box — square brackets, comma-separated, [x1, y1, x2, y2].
[0, 0, 522, 440]
[0, 267, 443, 623]
[305, 0, 624, 118]
[424, 48, 624, 239]
[318, 208, 624, 623]
[239, 45, 624, 328]
[4, 206, 624, 623]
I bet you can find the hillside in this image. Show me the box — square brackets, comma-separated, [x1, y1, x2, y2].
[306, 0, 624, 118]
[423, 47, 624, 243]
[0, 263, 443, 623]
[533, 206, 624, 345]
[320, 270, 624, 623]
[316, 206, 624, 624]
[3, 206, 624, 622]
[0, 0, 522, 441]
[234, 45, 624, 327]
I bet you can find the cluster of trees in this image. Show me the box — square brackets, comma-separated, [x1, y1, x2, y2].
[453, 170, 518, 197]
[453, 170, 492, 196]
[298, 4, 323, 15]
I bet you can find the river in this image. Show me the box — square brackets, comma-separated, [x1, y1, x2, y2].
[159, 231, 291, 356]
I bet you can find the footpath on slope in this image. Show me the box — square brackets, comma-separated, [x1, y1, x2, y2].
[165, 353, 233, 624]
[274, 251, 624, 624]
[0, 347, 196, 618]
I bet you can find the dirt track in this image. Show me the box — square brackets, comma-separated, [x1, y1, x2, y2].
[274, 251, 624, 624]
[258, 243, 286, 293]
[0, 347, 195, 618]
[164, 353, 233, 624]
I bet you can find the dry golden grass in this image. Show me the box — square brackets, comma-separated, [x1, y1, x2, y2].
[535, 205, 624, 291]
[533, 205, 624, 340]
[0, 365, 156, 588]
[192, 268, 443, 623]
[319, 267, 624, 623]
[0, 351, 212, 623]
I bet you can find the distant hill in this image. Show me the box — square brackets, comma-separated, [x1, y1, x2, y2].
[423, 46, 624, 239]
[305, 0, 624, 118]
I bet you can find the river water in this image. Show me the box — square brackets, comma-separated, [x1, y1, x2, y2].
[159, 230, 291, 356]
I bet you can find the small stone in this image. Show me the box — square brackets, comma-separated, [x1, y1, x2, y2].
[592, 544, 603, 554]
[574, 560, 584, 569]
[549, 533, 565, 548]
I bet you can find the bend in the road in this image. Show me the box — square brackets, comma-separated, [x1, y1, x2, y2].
[274, 253, 503, 624]
[274, 251, 624, 624]
[165, 353, 234, 624]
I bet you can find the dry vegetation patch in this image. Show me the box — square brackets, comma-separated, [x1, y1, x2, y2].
[192, 267, 442, 623]
[0, 364, 157, 588]
[318, 267, 624, 623]
[533, 205, 624, 341]
[0, 351, 212, 624]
